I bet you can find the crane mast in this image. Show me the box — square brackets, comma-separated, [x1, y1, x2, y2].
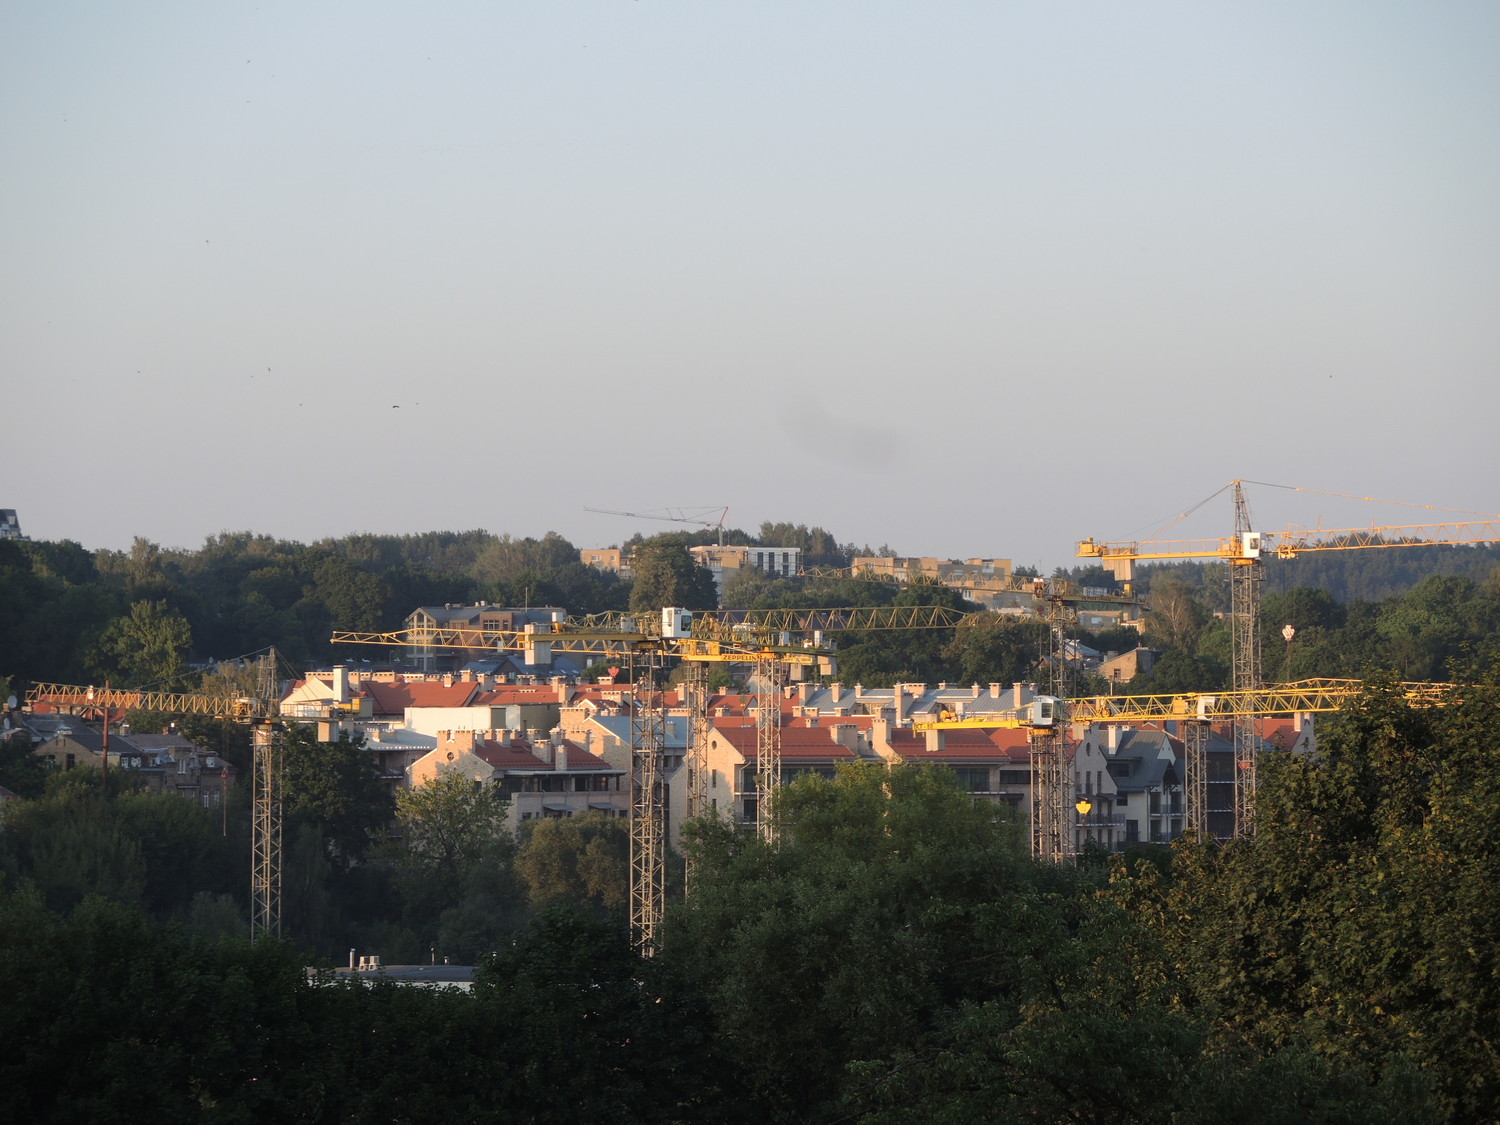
[1229, 482, 1263, 837]
[683, 662, 711, 890]
[629, 654, 667, 955]
[250, 721, 284, 939]
[1032, 587, 1075, 862]
[754, 656, 782, 844]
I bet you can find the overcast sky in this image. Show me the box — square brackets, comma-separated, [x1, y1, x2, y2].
[5, 2, 1497, 572]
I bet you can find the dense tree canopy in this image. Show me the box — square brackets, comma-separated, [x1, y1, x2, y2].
[1122, 677, 1500, 1123]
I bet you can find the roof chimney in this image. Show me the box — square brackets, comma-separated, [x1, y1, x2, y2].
[925, 727, 945, 753]
[333, 665, 350, 706]
[829, 724, 859, 751]
[894, 684, 907, 726]
[830, 682, 843, 703]
[1011, 683, 1026, 708]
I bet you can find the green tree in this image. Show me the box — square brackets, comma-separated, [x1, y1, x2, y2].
[663, 763, 1029, 1121]
[822, 581, 974, 688]
[0, 771, 148, 913]
[1134, 678, 1500, 1122]
[628, 544, 719, 612]
[756, 522, 846, 567]
[282, 725, 393, 865]
[1373, 574, 1498, 679]
[391, 769, 511, 922]
[943, 614, 1047, 687]
[475, 905, 730, 1123]
[1142, 573, 1209, 652]
[513, 812, 628, 915]
[469, 532, 580, 589]
[0, 729, 51, 798]
[91, 599, 193, 688]
[310, 553, 391, 633]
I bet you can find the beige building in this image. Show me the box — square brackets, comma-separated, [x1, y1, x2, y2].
[408, 728, 628, 831]
[579, 548, 627, 574]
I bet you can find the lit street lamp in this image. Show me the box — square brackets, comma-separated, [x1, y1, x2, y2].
[1075, 796, 1093, 852]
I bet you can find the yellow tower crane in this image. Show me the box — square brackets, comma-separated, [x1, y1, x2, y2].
[25, 652, 287, 939]
[918, 677, 1457, 859]
[1077, 482, 1500, 835]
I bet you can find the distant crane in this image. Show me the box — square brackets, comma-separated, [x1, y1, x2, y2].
[585, 505, 730, 547]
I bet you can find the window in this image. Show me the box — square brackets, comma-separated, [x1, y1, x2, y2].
[952, 767, 990, 792]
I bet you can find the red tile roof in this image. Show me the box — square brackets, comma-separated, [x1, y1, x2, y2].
[473, 738, 615, 772]
[473, 741, 549, 770]
[707, 722, 861, 762]
[362, 680, 479, 714]
[568, 686, 684, 708]
[884, 727, 1029, 763]
[469, 686, 565, 706]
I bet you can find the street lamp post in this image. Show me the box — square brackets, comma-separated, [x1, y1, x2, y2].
[1075, 796, 1093, 854]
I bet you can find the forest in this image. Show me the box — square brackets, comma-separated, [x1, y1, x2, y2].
[1, 522, 1497, 697]
[2, 679, 1497, 1123]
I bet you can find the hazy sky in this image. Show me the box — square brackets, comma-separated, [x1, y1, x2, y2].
[5, 2, 1497, 572]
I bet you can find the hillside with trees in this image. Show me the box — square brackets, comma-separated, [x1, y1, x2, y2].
[2, 528, 1496, 707]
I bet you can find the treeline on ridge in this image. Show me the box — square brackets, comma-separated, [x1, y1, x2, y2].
[1, 525, 1496, 702]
